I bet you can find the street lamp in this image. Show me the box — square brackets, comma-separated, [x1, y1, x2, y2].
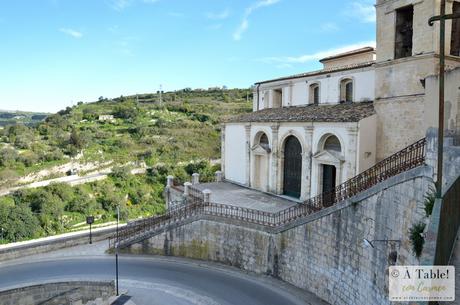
[115, 205, 120, 296]
[86, 216, 94, 244]
[428, 0, 460, 198]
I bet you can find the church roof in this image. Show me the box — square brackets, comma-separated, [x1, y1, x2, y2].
[226, 101, 375, 123]
[254, 61, 375, 84]
[319, 47, 375, 63]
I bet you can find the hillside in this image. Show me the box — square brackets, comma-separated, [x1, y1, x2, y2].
[0, 110, 49, 127]
[0, 88, 252, 243]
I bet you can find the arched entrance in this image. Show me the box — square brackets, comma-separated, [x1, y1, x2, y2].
[283, 136, 302, 198]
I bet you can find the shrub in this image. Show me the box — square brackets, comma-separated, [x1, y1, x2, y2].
[409, 222, 426, 258]
[424, 186, 436, 217]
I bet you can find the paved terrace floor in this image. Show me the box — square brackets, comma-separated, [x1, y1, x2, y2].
[191, 182, 297, 213]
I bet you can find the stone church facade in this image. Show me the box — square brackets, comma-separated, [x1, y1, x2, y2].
[221, 0, 460, 200]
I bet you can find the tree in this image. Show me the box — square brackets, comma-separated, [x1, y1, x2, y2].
[0, 204, 42, 242]
[18, 151, 38, 167]
[0, 148, 18, 167]
[69, 128, 87, 150]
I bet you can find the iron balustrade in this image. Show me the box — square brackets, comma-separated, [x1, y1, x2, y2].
[110, 138, 427, 249]
[435, 174, 460, 265]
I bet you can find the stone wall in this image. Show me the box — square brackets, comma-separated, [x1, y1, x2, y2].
[0, 281, 115, 305]
[374, 95, 426, 160]
[122, 166, 435, 305]
[0, 226, 116, 262]
[425, 127, 460, 190]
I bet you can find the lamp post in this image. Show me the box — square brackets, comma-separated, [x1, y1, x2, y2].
[86, 216, 94, 244]
[115, 205, 120, 296]
[428, 0, 460, 198]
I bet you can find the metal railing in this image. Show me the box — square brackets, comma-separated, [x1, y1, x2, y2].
[110, 138, 427, 248]
[303, 137, 427, 209]
[435, 175, 460, 265]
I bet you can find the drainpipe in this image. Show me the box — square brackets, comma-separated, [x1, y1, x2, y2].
[256, 84, 261, 110]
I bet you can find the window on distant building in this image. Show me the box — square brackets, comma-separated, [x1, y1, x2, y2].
[272, 89, 283, 108]
[309, 83, 320, 105]
[451, 2, 460, 56]
[340, 78, 353, 103]
[395, 5, 414, 59]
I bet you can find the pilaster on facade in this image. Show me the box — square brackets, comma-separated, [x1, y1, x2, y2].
[346, 126, 359, 178]
[301, 125, 314, 199]
[245, 124, 252, 187]
[270, 123, 280, 193]
[220, 124, 226, 179]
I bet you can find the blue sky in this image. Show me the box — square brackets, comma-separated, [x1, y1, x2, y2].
[0, 0, 376, 112]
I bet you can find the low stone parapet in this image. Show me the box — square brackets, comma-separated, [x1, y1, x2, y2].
[0, 281, 115, 305]
[0, 225, 120, 262]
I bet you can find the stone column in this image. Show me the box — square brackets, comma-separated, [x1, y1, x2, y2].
[220, 124, 226, 178]
[245, 124, 252, 187]
[270, 124, 280, 193]
[192, 173, 200, 185]
[183, 182, 192, 196]
[166, 175, 174, 187]
[202, 189, 212, 204]
[215, 171, 223, 182]
[346, 126, 359, 179]
[301, 126, 314, 200]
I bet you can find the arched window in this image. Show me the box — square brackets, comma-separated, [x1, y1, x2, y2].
[309, 83, 320, 105]
[323, 135, 341, 153]
[259, 133, 270, 151]
[340, 78, 353, 103]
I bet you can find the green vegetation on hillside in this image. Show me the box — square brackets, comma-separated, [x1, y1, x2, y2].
[0, 110, 49, 127]
[0, 88, 252, 243]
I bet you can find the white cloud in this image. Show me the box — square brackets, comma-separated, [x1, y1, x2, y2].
[59, 28, 83, 38]
[320, 22, 339, 32]
[207, 23, 223, 30]
[111, 0, 131, 11]
[233, 0, 280, 41]
[109, 0, 159, 11]
[258, 41, 376, 65]
[206, 8, 230, 20]
[344, 1, 376, 23]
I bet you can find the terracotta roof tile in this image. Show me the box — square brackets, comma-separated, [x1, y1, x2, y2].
[226, 101, 375, 123]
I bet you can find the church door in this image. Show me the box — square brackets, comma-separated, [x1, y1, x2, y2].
[283, 136, 302, 198]
[322, 164, 336, 207]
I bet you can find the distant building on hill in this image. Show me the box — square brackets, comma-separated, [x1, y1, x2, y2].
[98, 115, 115, 122]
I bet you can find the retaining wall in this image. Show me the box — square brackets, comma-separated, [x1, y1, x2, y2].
[122, 166, 435, 305]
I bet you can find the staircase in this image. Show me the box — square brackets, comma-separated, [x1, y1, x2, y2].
[109, 138, 427, 249]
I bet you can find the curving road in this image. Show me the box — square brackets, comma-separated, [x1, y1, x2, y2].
[0, 256, 321, 305]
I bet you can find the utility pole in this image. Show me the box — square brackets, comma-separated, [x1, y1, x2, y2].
[159, 84, 163, 106]
[429, 0, 460, 198]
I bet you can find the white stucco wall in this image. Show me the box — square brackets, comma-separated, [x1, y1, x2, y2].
[255, 67, 375, 110]
[224, 120, 377, 200]
[357, 115, 377, 173]
[224, 124, 247, 184]
[310, 125, 351, 196]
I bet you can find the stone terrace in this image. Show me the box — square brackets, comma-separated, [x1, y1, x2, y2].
[191, 182, 297, 213]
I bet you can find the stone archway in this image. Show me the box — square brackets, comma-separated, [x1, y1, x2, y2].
[282, 135, 302, 198]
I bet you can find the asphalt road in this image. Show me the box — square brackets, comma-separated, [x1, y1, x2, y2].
[0, 256, 313, 305]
